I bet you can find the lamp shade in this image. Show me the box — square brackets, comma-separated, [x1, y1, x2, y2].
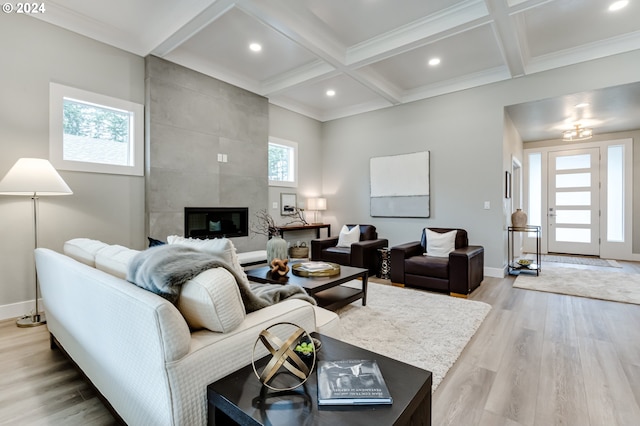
[0, 158, 72, 196]
[315, 197, 327, 211]
[307, 197, 327, 211]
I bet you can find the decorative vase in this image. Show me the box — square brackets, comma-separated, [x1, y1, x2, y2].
[511, 208, 527, 228]
[266, 236, 288, 265]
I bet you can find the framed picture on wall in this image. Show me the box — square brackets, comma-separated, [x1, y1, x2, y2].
[505, 171, 512, 199]
[280, 193, 297, 216]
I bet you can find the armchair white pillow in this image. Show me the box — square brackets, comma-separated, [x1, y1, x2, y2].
[336, 225, 361, 247]
[424, 228, 457, 257]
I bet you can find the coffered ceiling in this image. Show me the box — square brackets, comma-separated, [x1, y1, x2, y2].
[30, 0, 640, 137]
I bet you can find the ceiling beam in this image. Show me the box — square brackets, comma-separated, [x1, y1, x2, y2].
[485, 0, 526, 78]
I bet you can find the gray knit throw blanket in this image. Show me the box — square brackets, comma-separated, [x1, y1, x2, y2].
[126, 244, 316, 312]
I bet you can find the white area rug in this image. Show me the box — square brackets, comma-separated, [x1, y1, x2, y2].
[513, 266, 640, 305]
[335, 282, 491, 391]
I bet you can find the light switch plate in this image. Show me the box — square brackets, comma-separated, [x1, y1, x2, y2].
[484, 201, 490, 209]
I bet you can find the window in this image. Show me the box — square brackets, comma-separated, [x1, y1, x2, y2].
[268, 137, 297, 187]
[49, 83, 144, 176]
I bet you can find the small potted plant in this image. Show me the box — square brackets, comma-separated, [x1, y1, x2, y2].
[294, 337, 319, 367]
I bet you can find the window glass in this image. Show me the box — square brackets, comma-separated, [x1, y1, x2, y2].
[50, 83, 144, 176]
[556, 173, 590, 188]
[555, 228, 590, 243]
[607, 145, 624, 242]
[268, 137, 298, 187]
[556, 191, 590, 206]
[556, 210, 591, 224]
[528, 153, 542, 227]
[555, 154, 590, 170]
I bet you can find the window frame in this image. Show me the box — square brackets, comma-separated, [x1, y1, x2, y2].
[49, 82, 144, 176]
[268, 137, 298, 188]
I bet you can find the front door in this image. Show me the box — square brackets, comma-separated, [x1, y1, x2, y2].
[547, 148, 600, 255]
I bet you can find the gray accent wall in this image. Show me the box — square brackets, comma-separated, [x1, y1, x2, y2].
[145, 56, 269, 252]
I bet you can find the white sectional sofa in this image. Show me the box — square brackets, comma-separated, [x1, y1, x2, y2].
[35, 238, 339, 426]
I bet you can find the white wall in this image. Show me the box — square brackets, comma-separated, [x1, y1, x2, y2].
[0, 14, 145, 319]
[320, 49, 640, 275]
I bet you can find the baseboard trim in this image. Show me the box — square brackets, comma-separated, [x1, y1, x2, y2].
[0, 298, 43, 322]
[484, 267, 504, 278]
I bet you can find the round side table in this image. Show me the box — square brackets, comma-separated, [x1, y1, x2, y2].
[377, 248, 391, 279]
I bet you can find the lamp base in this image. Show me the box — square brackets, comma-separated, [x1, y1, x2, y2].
[16, 312, 47, 328]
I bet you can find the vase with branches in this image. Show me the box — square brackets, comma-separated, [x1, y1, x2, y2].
[251, 209, 288, 264]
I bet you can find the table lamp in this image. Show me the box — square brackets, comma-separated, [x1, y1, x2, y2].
[306, 197, 327, 224]
[0, 158, 73, 327]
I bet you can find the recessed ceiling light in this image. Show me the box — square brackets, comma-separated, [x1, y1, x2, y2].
[249, 43, 262, 52]
[575, 102, 590, 108]
[428, 58, 441, 66]
[326, 89, 336, 97]
[609, 1, 629, 11]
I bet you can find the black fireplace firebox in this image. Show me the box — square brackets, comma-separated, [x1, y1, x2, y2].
[184, 207, 249, 239]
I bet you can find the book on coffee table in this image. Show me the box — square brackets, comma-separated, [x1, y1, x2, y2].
[317, 359, 393, 405]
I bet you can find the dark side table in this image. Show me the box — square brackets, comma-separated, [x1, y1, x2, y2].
[207, 333, 432, 426]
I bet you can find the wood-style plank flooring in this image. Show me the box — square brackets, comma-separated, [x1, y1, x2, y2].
[1, 260, 639, 425]
[433, 260, 640, 426]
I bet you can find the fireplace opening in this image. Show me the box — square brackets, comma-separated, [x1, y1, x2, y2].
[184, 207, 249, 239]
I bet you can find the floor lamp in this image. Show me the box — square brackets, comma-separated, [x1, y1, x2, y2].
[0, 158, 72, 327]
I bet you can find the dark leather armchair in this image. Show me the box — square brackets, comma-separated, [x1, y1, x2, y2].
[390, 228, 484, 297]
[311, 224, 388, 274]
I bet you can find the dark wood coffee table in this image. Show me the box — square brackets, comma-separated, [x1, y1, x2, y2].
[245, 264, 368, 311]
[207, 333, 432, 426]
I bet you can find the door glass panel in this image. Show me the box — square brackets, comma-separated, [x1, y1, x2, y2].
[556, 228, 591, 243]
[607, 145, 624, 242]
[556, 210, 590, 224]
[556, 191, 591, 206]
[529, 153, 542, 227]
[556, 173, 590, 188]
[556, 154, 590, 170]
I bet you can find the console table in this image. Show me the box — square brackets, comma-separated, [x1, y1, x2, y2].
[277, 223, 330, 239]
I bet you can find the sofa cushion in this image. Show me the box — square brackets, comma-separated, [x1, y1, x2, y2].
[405, 255, 449, 279]
[425, 228, 456, 257]
[178, 268, 246, 332]
[95, 245, 140, 279]
[336, 224, 360, 247]
[63, 238, 109, 266]
[322, 246, 351, 265]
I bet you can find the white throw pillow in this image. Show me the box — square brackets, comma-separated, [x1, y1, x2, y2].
[425, 229, 457, 258]
[178, 268, 246, 333]
[167, 235, 245, 278]
[336, 225, 360, 247]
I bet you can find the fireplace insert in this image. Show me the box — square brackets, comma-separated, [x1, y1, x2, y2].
[184, 207, 249, 239]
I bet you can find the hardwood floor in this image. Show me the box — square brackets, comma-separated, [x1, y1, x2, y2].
[433, 260, 640, 426]
[1, 260, 639, 425]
